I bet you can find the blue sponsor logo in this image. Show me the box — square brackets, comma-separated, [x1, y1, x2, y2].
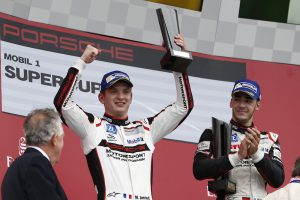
[127, 137, 144, 144]
[106, 124, 117, 134]
[231, 133, 238, 142]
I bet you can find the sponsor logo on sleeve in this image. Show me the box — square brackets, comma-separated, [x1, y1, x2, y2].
[274, 143, 281, 150]
[268, 132, 278, 142]
[273, 148, 282, 160]
[197, 141, 210, 151]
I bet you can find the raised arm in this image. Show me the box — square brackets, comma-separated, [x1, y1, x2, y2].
[53, 45, 100, 139]
[147, 35, 194, 143]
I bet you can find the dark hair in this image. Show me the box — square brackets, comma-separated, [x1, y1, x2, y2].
[291, 156, 300, 177]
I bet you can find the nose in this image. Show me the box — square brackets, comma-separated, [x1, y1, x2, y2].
[238, 100, 247, 108]
[117, 91, 125, 99]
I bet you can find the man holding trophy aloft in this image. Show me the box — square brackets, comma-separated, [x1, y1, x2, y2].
[54, 8, 193, 200]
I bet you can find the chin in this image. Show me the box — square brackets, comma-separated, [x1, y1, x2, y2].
[115, 109, 128, 115]
[114, 112, 127, 118]
[237, 117, 250, 124]
[234, 114, 247, 121]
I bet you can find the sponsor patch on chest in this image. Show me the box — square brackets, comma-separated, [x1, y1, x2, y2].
[106, 124, 117, 134]
[124, 125, 145, 136]
[127, 137, 144, 144]
[231, 133, 238, 142]
[107, 134, 117, 142]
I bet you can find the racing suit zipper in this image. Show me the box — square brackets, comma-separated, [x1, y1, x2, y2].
[250, 159, 253, 200]
[120, 126, 135, 196]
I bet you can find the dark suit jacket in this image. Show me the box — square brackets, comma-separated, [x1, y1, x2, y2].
[1, 147, 68, 200]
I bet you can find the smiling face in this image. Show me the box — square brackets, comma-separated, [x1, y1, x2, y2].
[99, 81, 132, 119]
[230, 92, 260, 126]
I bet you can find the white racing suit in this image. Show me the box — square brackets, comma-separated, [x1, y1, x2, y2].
[193, 120, 284, 200]
[54, 59, 193, 200]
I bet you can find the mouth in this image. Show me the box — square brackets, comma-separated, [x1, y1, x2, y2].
[236, 110, 247, 114]
[115, 102, 126, 106]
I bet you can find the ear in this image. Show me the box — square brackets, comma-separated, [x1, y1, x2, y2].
[130, 92, 133, 104]
[255, 101, 261, 111]
[98, 92, 105, 104]
[229, 98, 233, 108]
[50, 134, 57, 146]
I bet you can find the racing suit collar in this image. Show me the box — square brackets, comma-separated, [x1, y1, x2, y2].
[230, 119, 254, 133]
[103, 113, 130, 126]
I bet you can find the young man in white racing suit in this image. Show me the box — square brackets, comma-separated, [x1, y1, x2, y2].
[54, 35, 193, 200]
[193, 79, 284, 200]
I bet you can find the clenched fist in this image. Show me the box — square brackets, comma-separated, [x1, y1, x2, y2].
[80, 44, 101, 64]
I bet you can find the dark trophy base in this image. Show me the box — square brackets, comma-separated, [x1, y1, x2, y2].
[160, 49, 193, 73]
[208, 179, 236, 195]
[156, 8, 193, 73]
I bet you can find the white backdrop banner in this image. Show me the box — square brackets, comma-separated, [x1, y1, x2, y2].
[1, 41, 234, 143]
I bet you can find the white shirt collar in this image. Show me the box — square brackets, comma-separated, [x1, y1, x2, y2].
[28, 146, 50, 161]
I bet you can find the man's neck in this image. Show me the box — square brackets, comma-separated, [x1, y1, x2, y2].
[231, 116, 254, 127]
[29, 145, 51, 162]
[103, 113, 130, 126]
[230, 119, 254, 131]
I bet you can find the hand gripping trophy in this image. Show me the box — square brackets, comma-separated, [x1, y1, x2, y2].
[156, 8, 193, 72]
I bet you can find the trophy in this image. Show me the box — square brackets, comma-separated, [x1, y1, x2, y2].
[208, 117, 236, 198]
[156, 8, 193, 73]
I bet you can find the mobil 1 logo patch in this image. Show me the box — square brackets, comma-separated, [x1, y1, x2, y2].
[106, 124, 117, 135]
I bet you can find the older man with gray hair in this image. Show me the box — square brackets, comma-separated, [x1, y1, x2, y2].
[1, 108, 68, 200]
